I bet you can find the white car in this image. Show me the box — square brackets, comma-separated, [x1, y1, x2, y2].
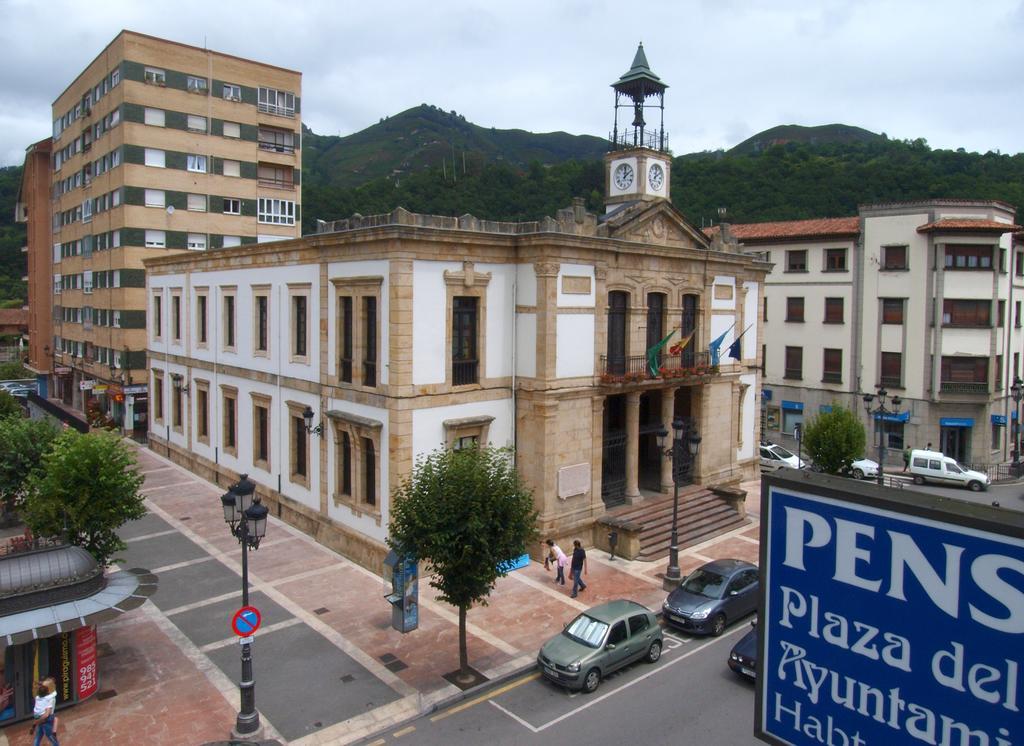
[845, 458, 879, 480]
[759, 443, 806, 472]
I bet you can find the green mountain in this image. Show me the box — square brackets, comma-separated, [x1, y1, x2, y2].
[302, 104, 609, 190]
[728, 124, 883, 156]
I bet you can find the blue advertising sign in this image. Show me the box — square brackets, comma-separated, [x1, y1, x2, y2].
[939, 417, 974, 427]
[757, 477, 1024, 746]
[992, 414, 1008, 425]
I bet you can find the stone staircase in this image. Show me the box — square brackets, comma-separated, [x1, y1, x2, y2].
[606, 485, 748, 561]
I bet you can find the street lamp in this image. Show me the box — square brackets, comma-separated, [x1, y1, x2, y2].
[656, 418, 702, 585]
[862, 387, 902, 487]
[1010, 376, 1023, 474]
[302, 405, 323, 437]
[219, 474, 268, 739]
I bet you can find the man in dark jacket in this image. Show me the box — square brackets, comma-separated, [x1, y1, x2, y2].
[569, 540, 587, 598]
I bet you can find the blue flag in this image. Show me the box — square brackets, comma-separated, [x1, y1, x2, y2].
[727, 324, 754, 361]
[708, 322, 735, 366]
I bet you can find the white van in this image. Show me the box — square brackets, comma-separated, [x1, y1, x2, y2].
[908, 449, 989, 491]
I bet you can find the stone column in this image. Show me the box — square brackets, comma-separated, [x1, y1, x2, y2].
[625, 390, 641, 503]
[660, 387, 675, 491]
[591, 395, 606, 512]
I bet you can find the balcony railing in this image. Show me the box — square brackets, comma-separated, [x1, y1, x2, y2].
[258, 177, 294, 189]
[939, 381, 988, 395]
[258, 141, 296, 154]
[453, 359, 478, 386]
[600, 351, 714, 383]
[257, 102, 295, 118]
[608, 130, 669, 152]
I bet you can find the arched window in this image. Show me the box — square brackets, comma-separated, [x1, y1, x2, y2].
[607, 291, 629, 374]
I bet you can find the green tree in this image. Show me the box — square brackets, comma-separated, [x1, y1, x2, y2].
[0, 362, 30, 380]
[388, 445, 537, 680]
[22, 429, 146, 565]
[802, 405, 866, 475]
[0, 417, 59, 524]
[0, 391, 22, 420]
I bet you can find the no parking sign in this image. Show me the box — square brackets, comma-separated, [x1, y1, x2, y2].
[231, 606, 261, 639]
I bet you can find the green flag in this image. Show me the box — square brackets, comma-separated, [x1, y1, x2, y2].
[646, 328, 678, 376]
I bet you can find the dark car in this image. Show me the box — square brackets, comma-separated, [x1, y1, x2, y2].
[662, 559, 759, 636]
[538, 599, 663, 693]
[728, 619, 758, 679]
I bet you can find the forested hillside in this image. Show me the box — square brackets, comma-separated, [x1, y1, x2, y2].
[0, 168, 26, 307]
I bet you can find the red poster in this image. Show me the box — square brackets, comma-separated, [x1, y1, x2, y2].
[74, 626, 98, 700]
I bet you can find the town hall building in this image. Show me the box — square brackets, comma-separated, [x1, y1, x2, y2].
[143, 47, 769, 569]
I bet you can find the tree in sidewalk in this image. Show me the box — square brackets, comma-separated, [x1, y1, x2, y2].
[21, 428, 146, 565]
[0, 417, 59, 525]
[802, 405, 866, 475]
[388, 445, 538, 681]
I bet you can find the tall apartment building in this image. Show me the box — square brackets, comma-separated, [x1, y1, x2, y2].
[15, 138, 54, 384]
[733, 200, 1021, 466]
[34, 30, 301, 434]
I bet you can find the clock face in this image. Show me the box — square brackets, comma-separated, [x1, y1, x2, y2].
[613, 163, 635, 190]
[648, 163, 665, 191]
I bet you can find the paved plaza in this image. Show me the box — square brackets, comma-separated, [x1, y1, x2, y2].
[0, 443, 761, 745]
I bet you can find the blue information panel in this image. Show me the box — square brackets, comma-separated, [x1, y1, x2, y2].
[758, 478, 1023, 746]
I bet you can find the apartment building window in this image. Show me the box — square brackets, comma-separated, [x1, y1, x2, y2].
[762, 297, 768, 322]
[144, 189, 165, 207]
[223, 198, 241, 215]
[786, 250, 807, 272]
[942, 299, 991, 327]
[171, 376, 183, 431]
[824, 297, 844, 324]
[187, 154, 208, 173]
[945, 244, 993, 270]
[254, 289, 270, 356]
[363, 297, 377, 386]
[1017, 353, 1021, 378]
[998, 299, 1006, 327]
[222, 386, 237, 456]
[144, 148, 165, 168]
[824, 248, 847, 271]
[993, 420, 1004, 451]
[187, 234, 207, 251]
[195, 382, 210, 445]
[222, 289, 236, 350]
[784, 346, 802, 380]
[452, 297, 479, 385]
[152, 293, 163, 340]
[143, 108, 165, 126]
[607, 291, 629, 375]
[337, 431, 352, 497]
[941, 357, 988, 389]
[881, 298, 904, 324]
[153, 371, 164, 422]
[258, 126, 297, 153]
[186, 76, 208, 94]
[144, 67, 166, 85]
[289, 404, 309, 487]
[258, 164, 293, 189]
[822, 349, 842, 383]
[196, 291, 208, 346]
[290, 287, 309, 361]
[882, 245, 907, 270]
[339, 296, 353, 383]
[785, 297, 804, 323]
[222, 122, 241, 138]
[223, 83, 242, 101]
[145, 230, 166, 248]
[258, 87, 296, 117]
[880, 352, 902, 388]
[1017, 301, 1022, 329]
[187, 193, 207, 212]
[258, 198, 296, 225]
[363, 438, 376, 506]
[223, 159, 241, 177]
[171, 293, 182, 341]
[1000, 249, 1007, 273]
[186, 115, 207, 133]
[223, 236, 241, 247]
[1017, 251, 1024, 277]
[252, 395, 270, 469]
[330, 417, 381, 512]
[645, 293, 666, 368]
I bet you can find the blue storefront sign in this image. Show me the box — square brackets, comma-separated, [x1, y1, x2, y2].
[992, 414, 1007, 425]
[873, 410, 909, 423]
[939, 417, 975, 427]
[757, 478, 1024, 746]
[781, 400, 803, 411]
[763, 389, 773, 401]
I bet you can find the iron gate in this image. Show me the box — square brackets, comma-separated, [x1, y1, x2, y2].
[601, 430, 627, 507]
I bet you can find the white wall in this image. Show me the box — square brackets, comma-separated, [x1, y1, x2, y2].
[738, 371, 757, 461]
[742, 280, 759, 359]
[412, 260, 459, 385]
[557, 264, 595, 307]
[410, 397, 514, 460]
[481, 263, 516, 379]
[516, 314, 537, 378]
[556, 314, 595, 378]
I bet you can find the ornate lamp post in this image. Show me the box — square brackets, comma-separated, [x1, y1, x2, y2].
[1010, 376, 1023, 474]
[863, 387, 902, 487]
[656, 418, 702, 586]
[219, 474, 269, 739]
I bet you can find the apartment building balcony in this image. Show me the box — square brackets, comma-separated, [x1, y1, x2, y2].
[599, 351, 716, 384]
[939, 381, 989, 396]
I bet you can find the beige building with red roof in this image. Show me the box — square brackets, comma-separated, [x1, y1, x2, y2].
[722, 199, 1021, 468]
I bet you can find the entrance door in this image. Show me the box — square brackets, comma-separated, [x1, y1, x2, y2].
[602, 396, 627, 507]
[638, 391, 664, 492]
[940, 426, 970, 463]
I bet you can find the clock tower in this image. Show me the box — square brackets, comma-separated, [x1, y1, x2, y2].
[605, 43, 671, 212]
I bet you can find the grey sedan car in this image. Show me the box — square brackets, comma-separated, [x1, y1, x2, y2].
[538, 599, 662, 693]
[662, 559, 759, 636]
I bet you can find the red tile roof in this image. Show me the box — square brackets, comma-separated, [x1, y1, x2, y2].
[704, 217, 859, 242]
[917, 219, 1021, 234]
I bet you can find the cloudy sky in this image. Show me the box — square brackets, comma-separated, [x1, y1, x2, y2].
[2, 0, 1023, 167]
